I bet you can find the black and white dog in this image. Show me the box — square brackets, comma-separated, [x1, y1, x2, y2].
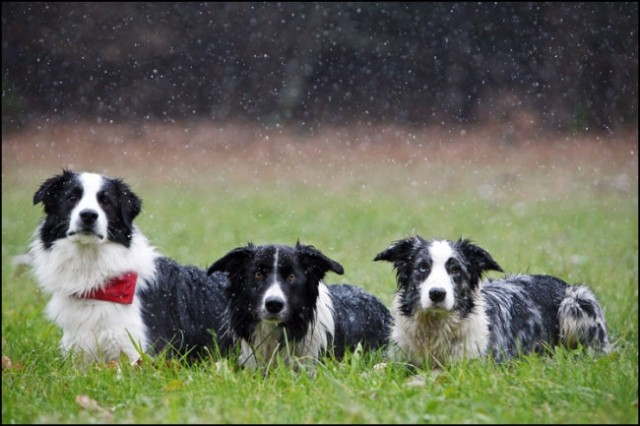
[207, 242, 392, 369]
[28, 169, 231, 364]
[374, 236, 611, 367]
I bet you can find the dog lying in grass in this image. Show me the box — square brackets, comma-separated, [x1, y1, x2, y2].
[374, 236, 611, 367]
[208, 241, 392, 370]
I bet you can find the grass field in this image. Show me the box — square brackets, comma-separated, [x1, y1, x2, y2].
[2, 122, 638, 423]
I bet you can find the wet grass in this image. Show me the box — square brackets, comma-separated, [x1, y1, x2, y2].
[2, 125, 638, 423]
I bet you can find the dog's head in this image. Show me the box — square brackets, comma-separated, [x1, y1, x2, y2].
[374, 236, 503, 317]
[207, 241, 344, 339]
[33, 169, 142, 249]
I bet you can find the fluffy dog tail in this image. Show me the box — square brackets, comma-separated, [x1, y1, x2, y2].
[558, 285, 611, 353]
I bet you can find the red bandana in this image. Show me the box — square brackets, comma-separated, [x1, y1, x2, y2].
[78, 272, 138, 304]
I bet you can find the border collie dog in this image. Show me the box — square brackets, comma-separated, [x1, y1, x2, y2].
[207, 242, 392, 370]
[374, 236, 610, 367]
[28, 169, 231, 364]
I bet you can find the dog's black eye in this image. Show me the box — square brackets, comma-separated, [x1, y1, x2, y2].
[66, 191, 79, 204]
[254, 271, 264, 281]
[97, 192, 111, 207]
[448, 262, 462, 276]
[286, 273, 296, 283]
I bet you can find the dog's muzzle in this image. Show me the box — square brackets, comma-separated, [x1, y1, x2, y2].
[68, 209, 105, 240]
[419, 285, 452, 312]
[429, 287, 447, 304]
[260, 295, 289, 322]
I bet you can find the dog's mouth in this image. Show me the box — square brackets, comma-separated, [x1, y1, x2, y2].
[427, 302, 450, 310]
[259, 308, 291, 324]
[260, 313, 286, 324]
[418, 305, 451, 316]
[67, 228, 106, 240]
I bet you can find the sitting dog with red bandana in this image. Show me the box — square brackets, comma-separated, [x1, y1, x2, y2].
[27, 170, 231, 364]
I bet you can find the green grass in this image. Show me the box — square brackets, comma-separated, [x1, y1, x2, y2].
[2, 136, 638, 424]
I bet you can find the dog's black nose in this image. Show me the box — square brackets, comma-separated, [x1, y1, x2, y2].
[79, 209, 99, 225]
[429, 287, 446, 303]
[265, 297, 284, 314]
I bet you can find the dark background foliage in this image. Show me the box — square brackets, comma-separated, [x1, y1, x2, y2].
[2, 2, 637, 133]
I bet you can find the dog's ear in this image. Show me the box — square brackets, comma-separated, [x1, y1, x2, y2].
[457, 239, 504, 278]
[373, 236, 425, 266]
[114, 178, 142, 226]
[33, 169, 75, 208]
[374, 237, 425, 292]
[295, 241, 344, 277]
[207, 244, 255, 276]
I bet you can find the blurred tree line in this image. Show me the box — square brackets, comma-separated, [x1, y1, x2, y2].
[2, 2, 637, 133]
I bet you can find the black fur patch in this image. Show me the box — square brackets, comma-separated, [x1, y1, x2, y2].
[138, 257, 231, 360]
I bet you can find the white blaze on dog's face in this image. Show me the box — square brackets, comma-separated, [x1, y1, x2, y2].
[259, 247, 291, 323]
[67, 173, 109, 244]
[419, 240, 456, 311]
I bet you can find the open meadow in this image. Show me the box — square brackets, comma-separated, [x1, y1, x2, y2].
[2, 122, 638, 423]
